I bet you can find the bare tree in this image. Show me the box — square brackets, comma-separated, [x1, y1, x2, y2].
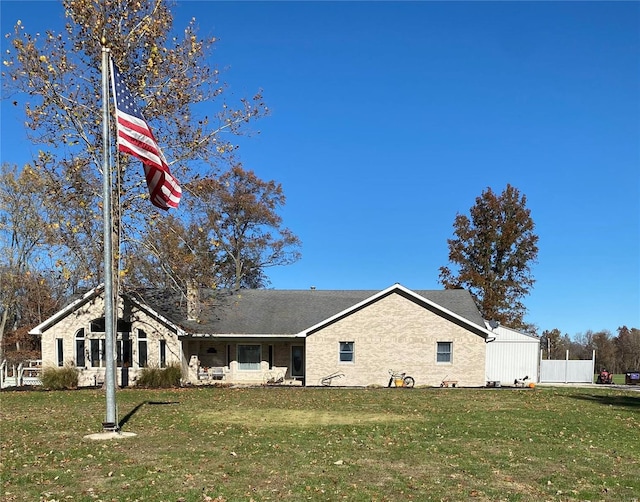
[0, 164, 62, 362]
[616, 326, 640, 373]
[2, 0, 268, 292]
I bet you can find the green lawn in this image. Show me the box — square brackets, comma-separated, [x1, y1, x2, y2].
[1, 385, 638, 501]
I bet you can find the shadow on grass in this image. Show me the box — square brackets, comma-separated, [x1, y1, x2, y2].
[570, 393, 640, 409]
[119, 400, 179, 429]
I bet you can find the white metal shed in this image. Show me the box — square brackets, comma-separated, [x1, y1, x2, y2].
[484, 321, 540, 385]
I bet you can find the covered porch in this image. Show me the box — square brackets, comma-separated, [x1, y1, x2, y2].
[182, 335, 305, 386]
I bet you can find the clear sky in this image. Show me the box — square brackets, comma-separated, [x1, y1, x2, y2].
[1, 1, 639, 337]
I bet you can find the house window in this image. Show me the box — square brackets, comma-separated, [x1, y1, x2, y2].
[117, 337, 132, 368]
[91, 318, 105, 332]
[159, 339, 167, 368]
[339, 342, 354, 363]
[56, 338, 64, 367]
[90, 339, 105, 367]
[437, 342, 452, 363]
[237, 344, 261, 371]
[90, 318, 132, 333]
[138, 330, 147, 368]
[75, 329, 85, 367]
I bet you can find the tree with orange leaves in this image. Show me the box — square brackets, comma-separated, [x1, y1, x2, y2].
[439, 184, 539, 330]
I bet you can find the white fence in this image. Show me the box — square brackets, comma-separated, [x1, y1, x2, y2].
[539, 350, 595, 383]
[0, 360, 42, 388]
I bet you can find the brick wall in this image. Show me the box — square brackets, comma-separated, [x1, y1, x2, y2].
[305, 291, 486, 387]
[39, 294, 183, 387]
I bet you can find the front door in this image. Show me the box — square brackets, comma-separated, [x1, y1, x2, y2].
[291, 345, 304, 380]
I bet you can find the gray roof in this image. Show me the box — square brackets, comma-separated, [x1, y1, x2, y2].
[135, 286, 485, 337]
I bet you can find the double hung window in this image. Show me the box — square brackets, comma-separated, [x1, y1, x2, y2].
[437, 342, 452, 363]
[339, 342, 354, 363]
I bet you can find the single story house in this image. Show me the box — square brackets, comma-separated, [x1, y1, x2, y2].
[29, 283, 498, 388]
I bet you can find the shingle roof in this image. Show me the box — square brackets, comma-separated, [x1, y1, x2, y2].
[135, 286, 485, 336]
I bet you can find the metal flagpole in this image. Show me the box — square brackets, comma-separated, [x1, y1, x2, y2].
[101, 43, 118, 432]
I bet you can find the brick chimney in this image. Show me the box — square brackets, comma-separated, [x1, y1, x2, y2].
[186, 280, 200, 321]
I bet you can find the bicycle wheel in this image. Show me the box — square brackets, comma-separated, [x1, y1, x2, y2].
[403, 376, 415, 388]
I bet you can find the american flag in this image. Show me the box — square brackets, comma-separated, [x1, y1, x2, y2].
[110, 59, 181, 210]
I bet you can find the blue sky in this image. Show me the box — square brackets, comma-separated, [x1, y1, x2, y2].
[1, 1, 639, 337]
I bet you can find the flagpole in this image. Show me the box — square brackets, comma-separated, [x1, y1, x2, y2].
[101, 43, 118, 432]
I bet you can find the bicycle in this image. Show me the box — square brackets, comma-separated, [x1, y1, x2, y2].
[388, 369, 415, 388]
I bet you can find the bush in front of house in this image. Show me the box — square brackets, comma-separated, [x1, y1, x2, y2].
[40, 365, 79, 390]
[136, 363, 182, 388]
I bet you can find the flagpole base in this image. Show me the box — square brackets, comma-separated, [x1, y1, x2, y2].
[84, 430, 137, 441]
[102, 422, 119, 432]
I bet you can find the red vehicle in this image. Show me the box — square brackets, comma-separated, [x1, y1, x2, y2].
[596, 369, 614, 384]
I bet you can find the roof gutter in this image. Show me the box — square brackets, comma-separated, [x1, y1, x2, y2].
[183, 333, 300, 339]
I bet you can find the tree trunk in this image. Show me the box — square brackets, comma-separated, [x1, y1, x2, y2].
[0, 304, 8, 363]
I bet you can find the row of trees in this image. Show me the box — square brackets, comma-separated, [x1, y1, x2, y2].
[0, 0, 301, 362]
[540, 326, 640, 374]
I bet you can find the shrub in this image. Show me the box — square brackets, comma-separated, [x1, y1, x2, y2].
[40, 365, 79, 390]
[137, 363, 182, 388]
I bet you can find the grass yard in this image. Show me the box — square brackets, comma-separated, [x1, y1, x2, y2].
[596, 374, 628, 385]
[1, 385, 638, 502]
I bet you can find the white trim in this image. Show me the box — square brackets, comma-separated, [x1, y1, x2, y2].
[188, 333, 299, 339]
[28, 285, 184, 337]
[29, 286, 104, 335]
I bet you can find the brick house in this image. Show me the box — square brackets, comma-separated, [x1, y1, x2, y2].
[29, 283, 493, 387]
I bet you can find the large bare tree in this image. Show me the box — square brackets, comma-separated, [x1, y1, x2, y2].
[0, 164, 64, 362]
[2, 0, 268, 292]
